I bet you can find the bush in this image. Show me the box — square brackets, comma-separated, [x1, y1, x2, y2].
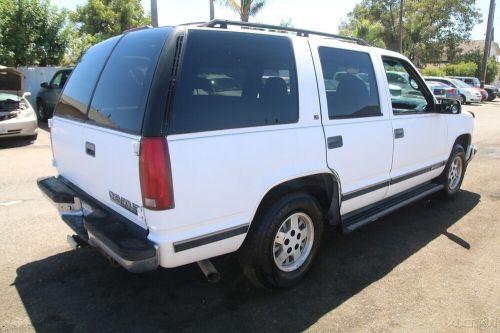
[422, 67, 445, 77]
[445, 62, 478, 77]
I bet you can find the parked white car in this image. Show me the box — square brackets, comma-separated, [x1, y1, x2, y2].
[38, 21, 476, 288]
[0, 66, 38, 140]
[424, 76, 482, 104]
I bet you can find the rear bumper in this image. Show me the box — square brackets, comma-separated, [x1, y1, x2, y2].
[37, 176, 159, 273]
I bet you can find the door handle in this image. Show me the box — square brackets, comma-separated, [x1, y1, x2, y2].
[327, 136, 343, 149]
[394, 128, 404, 139]
[85, 141, 95, 157]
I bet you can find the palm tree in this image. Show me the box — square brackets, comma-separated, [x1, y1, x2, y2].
[222, 0, 267, 22]
[209, 0, 215, 20]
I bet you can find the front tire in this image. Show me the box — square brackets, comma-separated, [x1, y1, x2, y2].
[36, 100, 47, 121]
[239, 192, 324, 289]
[460, 95, 467, 105]
[442, 144, 466, 198]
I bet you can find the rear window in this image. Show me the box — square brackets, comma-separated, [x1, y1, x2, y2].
[169, 30, 298, 134]
[55, 36, 119, 120]
[87, 28, 168, 133]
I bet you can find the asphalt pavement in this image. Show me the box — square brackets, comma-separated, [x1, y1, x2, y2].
[0, 103, 499, 332]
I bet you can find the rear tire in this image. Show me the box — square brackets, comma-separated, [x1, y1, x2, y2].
[441, 144, 466, 198]
[239, 192, 324, 289]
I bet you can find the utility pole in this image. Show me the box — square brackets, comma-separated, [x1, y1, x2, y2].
[209, 0, 215, 20]
[398, 0, 404, 53]
[151, 0, 158, 27]
[480, 0, 495, 88]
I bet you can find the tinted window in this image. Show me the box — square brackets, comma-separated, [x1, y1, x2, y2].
[319, 47, 381, 119]
[88, 28, 168, 133]
[383, 57, 431, 114]
[55, 36, 119, 120]
[169, 30, 298, 134]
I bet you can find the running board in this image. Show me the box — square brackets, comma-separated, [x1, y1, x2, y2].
[342, 183, 444, 233]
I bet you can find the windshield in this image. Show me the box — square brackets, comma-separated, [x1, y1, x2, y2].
[451, 79, 470, 88]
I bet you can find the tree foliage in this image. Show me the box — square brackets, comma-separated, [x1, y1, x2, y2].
[339, 0, 482, 65]
[220, 0, 267, 22]
[421, 66, 446, 77]
[456, 49, 499, 83]
[70, 0, 150, 41]
[339, 18, 386, 48]
[445, 62, 478, 77]
[68, 0, 150, 62]
[0, 0, 70, 66]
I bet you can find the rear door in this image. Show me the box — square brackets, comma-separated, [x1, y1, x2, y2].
[310, 41, 394, 215]
[52, 28, 170, 229]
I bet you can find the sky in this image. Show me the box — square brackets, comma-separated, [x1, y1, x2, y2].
[52, 0, 499, 43]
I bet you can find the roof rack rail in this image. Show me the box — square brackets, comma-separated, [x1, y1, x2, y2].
[123, 25, 152, 34]
[198, 20, 368, 46]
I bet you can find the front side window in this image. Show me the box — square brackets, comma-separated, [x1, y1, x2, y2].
[169, 30, 298, 134]
[383, 57, 432, 114]
[50, 72, 63, 88]
[319, 47, 381, 119]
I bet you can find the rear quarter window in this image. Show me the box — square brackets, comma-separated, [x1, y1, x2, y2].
[55, 36, 120, 120]
[87, 28, 169, 134]
[169, 30, 298, 134]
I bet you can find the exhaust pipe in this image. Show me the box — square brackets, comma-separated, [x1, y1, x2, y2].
[197, 259, 221, 283]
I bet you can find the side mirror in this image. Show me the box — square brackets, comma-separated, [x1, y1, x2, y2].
[436, 98, 461, 114]
[40, 82, 49, 88]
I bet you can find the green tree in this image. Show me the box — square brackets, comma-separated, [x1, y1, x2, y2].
[0, 0, 70, 66]
[220, 0, 267, 22]
[421, 66, 445, 77]
[71, 0, 150, 41]
[445, 62, 478, 77]
[340, 0, 481, 65]
[339, 18, 386, 48]
[456, 49, 499, 83]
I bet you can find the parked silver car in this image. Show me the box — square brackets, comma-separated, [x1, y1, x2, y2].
[0, 66, 38, 140]
[36, 68, 72, 121]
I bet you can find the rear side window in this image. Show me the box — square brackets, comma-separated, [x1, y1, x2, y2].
[87, 28, 168, 133]
[169, 30, 298, 134]
[319, 47, 381, 119]
[55, 36, 119, 120]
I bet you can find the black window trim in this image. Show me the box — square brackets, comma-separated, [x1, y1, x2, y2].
[166, 28, 300, 135]
[383, 56, 436, 116]
[318, 46, 383, 120]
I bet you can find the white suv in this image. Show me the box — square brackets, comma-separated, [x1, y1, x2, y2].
[38, 20, 476, 288]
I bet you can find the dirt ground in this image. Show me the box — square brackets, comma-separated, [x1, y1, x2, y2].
[0, 102, 499, 333]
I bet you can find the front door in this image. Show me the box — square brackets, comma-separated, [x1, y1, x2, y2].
[381, 56, 448, 197]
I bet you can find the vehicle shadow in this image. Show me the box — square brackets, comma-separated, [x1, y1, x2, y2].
[0, 137, 35, 149]
[14, 190, 480, 333]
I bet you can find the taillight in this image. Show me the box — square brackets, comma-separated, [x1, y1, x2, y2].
[139, 137, 174, 210]
[448, 88, 456, 94]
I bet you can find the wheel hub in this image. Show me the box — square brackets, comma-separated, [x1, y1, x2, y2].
[273, 212, 314, 272]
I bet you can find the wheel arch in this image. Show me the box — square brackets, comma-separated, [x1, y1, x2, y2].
[247, 172, 342, 234]
[453, 133, 471, 153]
